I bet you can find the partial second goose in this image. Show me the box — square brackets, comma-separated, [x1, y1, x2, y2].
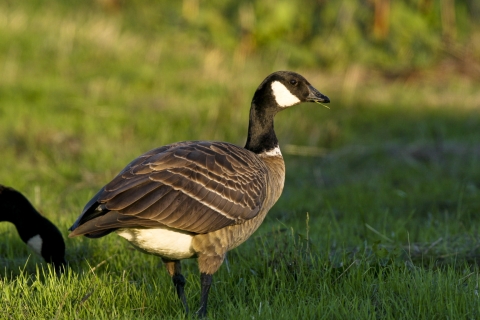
[69, 71, 330, 317]
[0, 185, 66, 272]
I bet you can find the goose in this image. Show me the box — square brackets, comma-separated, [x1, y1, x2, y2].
[68, 71, 330, 317]
[0, 185, 66, 272]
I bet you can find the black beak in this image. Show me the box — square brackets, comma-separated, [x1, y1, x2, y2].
[307, 85, 330, 103]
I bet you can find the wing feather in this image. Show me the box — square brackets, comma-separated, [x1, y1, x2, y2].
[105, 182, 161, 210]
[69, 141, 268, 236]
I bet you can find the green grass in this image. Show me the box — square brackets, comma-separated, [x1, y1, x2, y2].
[1, 1, 480, 319]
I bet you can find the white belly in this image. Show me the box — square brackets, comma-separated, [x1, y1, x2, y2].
[116, 227, 195, 260]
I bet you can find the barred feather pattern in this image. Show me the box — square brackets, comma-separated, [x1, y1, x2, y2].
[70, 141, 271, 236]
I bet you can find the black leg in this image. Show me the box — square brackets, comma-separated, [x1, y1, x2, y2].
[172, 273, 189, 314]
[164, 260, 189, 314]
[196, 273, 212, 318]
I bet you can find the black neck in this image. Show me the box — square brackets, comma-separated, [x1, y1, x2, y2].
[244, 91, 279, 154]
[0, 188, 66, 267]
[4, 208, 45, 242]
[8, 212, 66, 266]
[1, 190, 47, 241]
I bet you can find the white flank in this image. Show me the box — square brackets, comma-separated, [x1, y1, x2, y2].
[116, 227, 194, 260]
[259, 146, 282, 157]
[271, 81, 300, 107]
[27, 234, 43, 256]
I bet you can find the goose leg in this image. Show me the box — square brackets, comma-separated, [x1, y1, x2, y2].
[164, 260, 189, 314]
[196, 273, 212, 318]
[194, 250, 226, 317]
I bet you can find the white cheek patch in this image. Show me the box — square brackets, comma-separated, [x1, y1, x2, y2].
[27, 234, 43, 256]
[271, 81, 300, 107]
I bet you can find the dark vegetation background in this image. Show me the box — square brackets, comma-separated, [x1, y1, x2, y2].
[1, 0, 480, 318]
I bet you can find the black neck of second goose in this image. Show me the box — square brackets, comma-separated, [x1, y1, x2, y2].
[244, 92, 279, 154]
[1, 203, 43, 242]
[0, 188, 43, 241]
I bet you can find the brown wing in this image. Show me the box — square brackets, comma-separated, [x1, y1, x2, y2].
[69, 141, 268, 236]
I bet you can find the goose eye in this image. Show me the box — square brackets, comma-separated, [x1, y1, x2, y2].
[289, 79, 297, 86]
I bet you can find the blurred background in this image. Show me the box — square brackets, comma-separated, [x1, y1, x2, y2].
[1, 0, 480, 269]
